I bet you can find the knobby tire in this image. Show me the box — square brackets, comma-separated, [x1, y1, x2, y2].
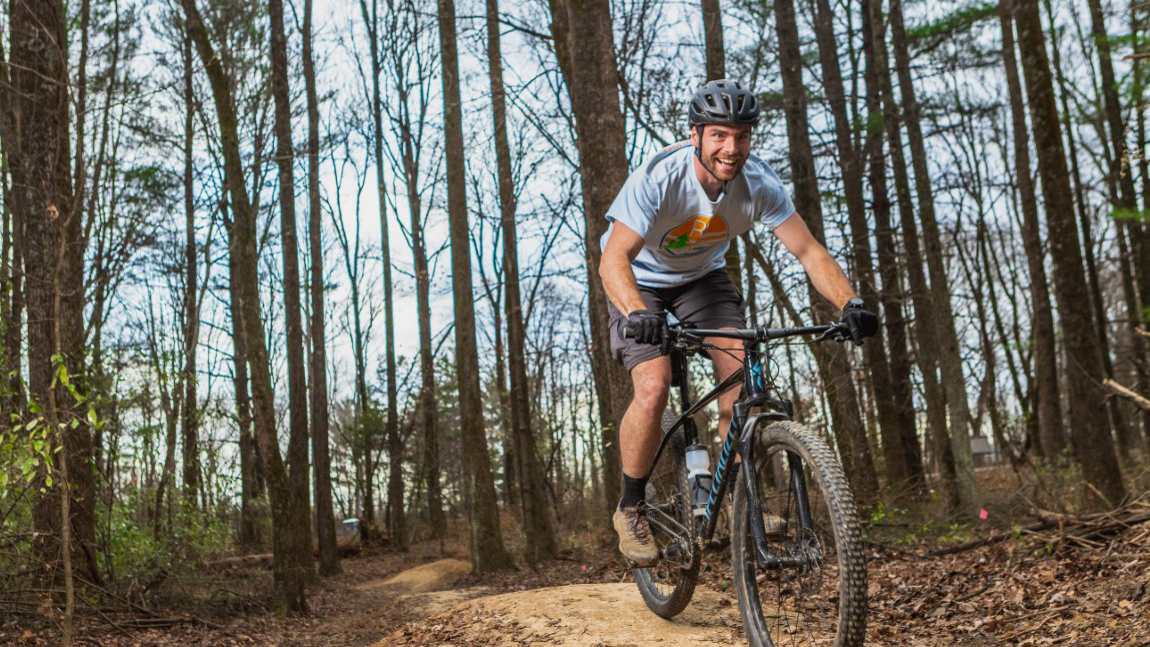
[731, 421, 867, 647]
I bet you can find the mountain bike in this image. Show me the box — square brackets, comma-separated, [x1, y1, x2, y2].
[623, 319, 867, 647]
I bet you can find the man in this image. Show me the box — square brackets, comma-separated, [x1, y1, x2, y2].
[600, 79, 878, 565]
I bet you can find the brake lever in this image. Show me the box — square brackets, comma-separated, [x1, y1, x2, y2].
[666, 330, 702, 354]
[813, 324, 850, 344]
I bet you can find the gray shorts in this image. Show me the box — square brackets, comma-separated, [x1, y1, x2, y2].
[607, 269, 747, 371]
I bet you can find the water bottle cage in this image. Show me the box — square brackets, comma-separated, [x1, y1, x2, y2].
[689, 472, 713, 516]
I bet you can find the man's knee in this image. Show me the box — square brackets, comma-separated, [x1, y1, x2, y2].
[630, 361, 671, 418]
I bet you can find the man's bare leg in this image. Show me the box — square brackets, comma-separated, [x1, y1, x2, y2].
[707, 333, 746, 446]
[614, 356, 671, 565]
[619, 356, 672, 480]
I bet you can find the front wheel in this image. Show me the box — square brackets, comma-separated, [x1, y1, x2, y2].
[731, 421, 867, 647]
[634, 413, 701, 618]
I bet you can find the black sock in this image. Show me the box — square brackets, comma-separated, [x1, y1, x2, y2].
[620, 472, 650, 510]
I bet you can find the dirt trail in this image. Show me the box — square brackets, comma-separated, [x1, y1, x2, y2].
[350, 558, 496, 630]
[355, 558, 472, 593]
[375, 581, 743, 646]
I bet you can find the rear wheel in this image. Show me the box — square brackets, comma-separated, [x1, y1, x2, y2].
[731, 421, 867, 647]
[634, 412, 701, 618]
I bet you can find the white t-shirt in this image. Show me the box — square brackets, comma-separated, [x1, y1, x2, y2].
[601, 141, 796, 288]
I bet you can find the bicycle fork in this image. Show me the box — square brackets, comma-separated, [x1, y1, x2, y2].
[730, 409, 819, 571]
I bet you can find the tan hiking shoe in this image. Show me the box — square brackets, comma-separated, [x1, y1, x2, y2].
[613, 502, 659, 566]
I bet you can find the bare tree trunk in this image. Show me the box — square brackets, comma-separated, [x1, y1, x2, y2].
[862, 0, 923, 488]
[389, 35, 437, 546]
[1073, 0, 1144, 446]
[437, 0, 514, 573]
[867, 0, 956, 504]
[10, 0, 99, 584]
[180, 20, 202, 510]
[888, 0, 977, 513]
[148, 304, 179, 539]
[1131, 7, 1150, 443]
[0, 20, 26, 422]
[183, 0, 311, 611]
[303, 0, 339, 576]
[1131, 4, 1150, 442]
[809, 0, 893, 497]
[486, 0, 558, 563]
[548, 0, 632, 514]
[492, 320, 518, 508]
[232, 248, 262, 549]
[998, 0, 1067, 460]
[973, 219, 1012, 463]
[774, 0, 877, 506]
[269, 0, 315, 584]
[219, 196, 263, 549]
[358, 0, 403, 541]
[1013, 0, 1127, 507]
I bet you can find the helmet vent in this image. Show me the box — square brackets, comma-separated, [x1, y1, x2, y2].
[688, 79, 760, 127]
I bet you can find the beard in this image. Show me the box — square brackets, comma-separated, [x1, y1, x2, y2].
[701, 150, 745, 181]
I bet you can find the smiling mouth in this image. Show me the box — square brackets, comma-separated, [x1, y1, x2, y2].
[713, 156, 739, 172]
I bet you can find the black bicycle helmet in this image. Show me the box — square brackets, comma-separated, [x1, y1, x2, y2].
[688, 79, 760, 127]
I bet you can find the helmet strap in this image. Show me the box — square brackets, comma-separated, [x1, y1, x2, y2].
[693, 124, 727, 191]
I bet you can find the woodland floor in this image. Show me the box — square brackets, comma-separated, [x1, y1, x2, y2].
[4, 467, 1150, 646]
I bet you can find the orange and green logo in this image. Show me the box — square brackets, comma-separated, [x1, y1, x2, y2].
[660, 214, 728, 256]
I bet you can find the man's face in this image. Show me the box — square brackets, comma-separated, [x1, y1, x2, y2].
[691, 123, 753, 181]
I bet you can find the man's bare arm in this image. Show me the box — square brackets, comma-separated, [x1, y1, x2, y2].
[773, 212, 857, 310]
[599, 222, 649, 315]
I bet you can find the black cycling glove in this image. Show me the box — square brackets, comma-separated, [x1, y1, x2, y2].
[623, 309, 666, 346]
[840, 298, 879, 345]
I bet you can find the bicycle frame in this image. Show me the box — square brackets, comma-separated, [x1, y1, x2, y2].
[646, 325, 829, 570]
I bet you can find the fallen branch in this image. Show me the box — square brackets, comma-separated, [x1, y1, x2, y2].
[111, 616, 223, 630]
[928, 519, 1056, 557]
[205, 553, 273, 571]
[928, 501, 1150, 557]
[1102, 378, 1150, 411]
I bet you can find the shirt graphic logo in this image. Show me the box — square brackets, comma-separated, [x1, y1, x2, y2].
[660, 214, 728, 256]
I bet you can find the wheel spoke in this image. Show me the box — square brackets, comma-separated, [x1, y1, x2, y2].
[634, 422, 701, 618]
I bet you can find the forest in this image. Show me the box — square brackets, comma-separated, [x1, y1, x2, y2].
[0, 0, 1148, 644]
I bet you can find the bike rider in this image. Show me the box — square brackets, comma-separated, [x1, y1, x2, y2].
[600, 79, 879, 566]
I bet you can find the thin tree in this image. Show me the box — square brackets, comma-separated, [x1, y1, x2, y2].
[1013, 0, 1127, 507]
[809, 0, 896, 495]
[773, 0, 877, 505]
[0, 37, 24, 414]
[486, 0, 558, 563]
[183, 0, 312, 611]
[888, 0, 977, 512]
[1078, 0, 1147, 444]
[548, 0, 632, 512]
[180, 12, 203, 510]
[861, 0, 923, 487]
[698, 0, 742, 290]
[358, 0, 402, 535]
[996, 0, 1066, 460]
[376, 0, 440, 547]
[269, 0, 315, 582]
[867, 0, 957, 505]
[303, 0, 339, 575]
[436, 0, 514, 573]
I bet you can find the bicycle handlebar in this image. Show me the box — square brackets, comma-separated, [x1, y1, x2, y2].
[622, 321, 851, 345]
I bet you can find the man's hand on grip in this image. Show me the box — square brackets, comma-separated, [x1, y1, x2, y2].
[622, 309, 666, 346]
[840, 299, 878, 345]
